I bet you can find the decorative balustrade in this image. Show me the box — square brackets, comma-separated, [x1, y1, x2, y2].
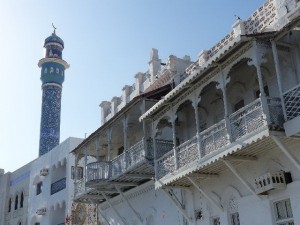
[156, 97, 283, 181]
[266, 97, 284, 126]
[50, 177, 66, 195]
[157, 151, 176, 179]
[200, 120, 229, 156]
[155, 139, 174, 159]
[283, 84, 300, 121]
[86, 161, 111, 182]
[254, 171, 286, 194]
[126, 139, 147, 169]
[74, 179, 85, 197]
[111, 153, 126, 178]
[178, 135, 199, 169]
[229, 98, 266, 141]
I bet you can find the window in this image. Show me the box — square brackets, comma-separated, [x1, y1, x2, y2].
[71, 166, 83, 180]
[212, 217, 220, 225]
[8, 198, 11, 212]
[20, 192, 24, 208]
[274, 199, 294, 225]
[36, 182, 43, 195]
[230, 212, 240, 225]
[14, 195, 18, 210]
[234, 100, 244, 112]
[255, 85, 269, 98]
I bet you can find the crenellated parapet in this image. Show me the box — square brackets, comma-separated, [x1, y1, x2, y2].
[99, 49, 192, 125]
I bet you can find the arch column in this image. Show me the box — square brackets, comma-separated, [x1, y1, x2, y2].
[152, 119, 159, 180]
[216, 68, 231, 142]
[95, 136, 100, 161]
[106, 128, 112, 161]
[170, 108, 179, 170]
[251, 41, 270, 123]
[271, 40, 287, 121]
[192, 93, 202, 158]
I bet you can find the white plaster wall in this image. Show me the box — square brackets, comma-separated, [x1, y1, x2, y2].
[28, 137, 82, 225]
[100, 182, 186, 225]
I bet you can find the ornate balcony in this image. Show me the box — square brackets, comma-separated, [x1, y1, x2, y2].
[156, 97, 283, 184]
[254, 171, 287, 194]
[50, 177, 66, 195]
[86, 161, 111, 184]
[85, 138, 173, 185]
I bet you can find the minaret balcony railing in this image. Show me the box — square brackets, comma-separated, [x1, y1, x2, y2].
[50, 177, 66, 195]
[283, 83, 300, 121]
[156, 97, 283, 180]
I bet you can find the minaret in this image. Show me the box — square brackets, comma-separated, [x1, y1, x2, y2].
[38, 27, 69, 156]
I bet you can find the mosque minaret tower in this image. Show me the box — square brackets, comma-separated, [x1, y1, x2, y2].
[38, 27, 69, 156]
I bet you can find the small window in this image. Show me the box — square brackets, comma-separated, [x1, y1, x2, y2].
[118, 146, 124, 155]
[20, 192, 24, 208]
[234, 100, 244, 112]
[36, 182, 43, 195]
[212, 217, 220, 225]
[230, 212, 240, 225]
[71, 166, 83, 180]
[255, 85, 269, 98]
[274, 199, 294, 225]
[14, 195, 18, 210]
[8, 198, 11, 212]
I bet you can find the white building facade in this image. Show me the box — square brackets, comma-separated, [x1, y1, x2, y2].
[72, 0, 300, 225]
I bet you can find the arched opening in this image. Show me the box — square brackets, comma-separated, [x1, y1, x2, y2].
[198, 82, 227, 156]
[20, 192, 24, 208]
[8, 198, 11, 212]
[175, 100, 196, 145]
[14, 194, 18, 210]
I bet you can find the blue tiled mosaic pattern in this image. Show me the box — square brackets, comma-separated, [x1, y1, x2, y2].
[39, 85, 62, 156]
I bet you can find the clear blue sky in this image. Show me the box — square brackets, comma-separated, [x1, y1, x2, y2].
[0, 0, 264, 172]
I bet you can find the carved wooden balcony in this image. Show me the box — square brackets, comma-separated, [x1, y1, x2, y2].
[86, 161, 111, 186]
[156, 97, 283, 185]
[254, 171, 287, 194]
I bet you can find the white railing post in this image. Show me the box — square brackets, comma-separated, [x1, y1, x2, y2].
[171, 108, 179, 170]
[193, 93, 202, 159]
[271, 40, 288, 121]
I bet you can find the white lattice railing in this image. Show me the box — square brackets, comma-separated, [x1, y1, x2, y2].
[86, 161, 111, 182]
[111, 153, 126, 178]
[126, 139, 146, 169]
[254, 171, 286, 194]
[74, 179, 86, 198]
[200, 120, 229, 156]
[177, 135, 199, 169]
[229, 98, 266, 141]
[157, 150, 176, 179]
[283, 84, 300, 121]
[266, 97, 284, 126]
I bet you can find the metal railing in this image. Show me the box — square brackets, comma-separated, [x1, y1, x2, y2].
[177, 135, 199, 169]
[50, 177, 66, 195]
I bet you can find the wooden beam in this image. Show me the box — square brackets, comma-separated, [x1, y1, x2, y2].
[115, 186, 143, 223]
[272, 136, 300, 171]
[101, 192, 128, 225]
[162, 189, 194, 224]
[187, 173, 219, 179]
[225, 155, 257, 162]
[187, 177, 223, 212]
[124, 173, 154, 179]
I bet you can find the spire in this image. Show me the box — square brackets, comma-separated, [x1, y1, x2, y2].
[52, 23, 57, 35]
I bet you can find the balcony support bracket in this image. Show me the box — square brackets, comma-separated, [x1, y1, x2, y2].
[98, 208, 112, 225]
[222, 160, 259, 199]
[161, 188, 194, 224]
[272, 136, 300, 171]
[101, 192, 128, 225]
[187, 177, 223, 212]
[115, 186, 143, 223]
